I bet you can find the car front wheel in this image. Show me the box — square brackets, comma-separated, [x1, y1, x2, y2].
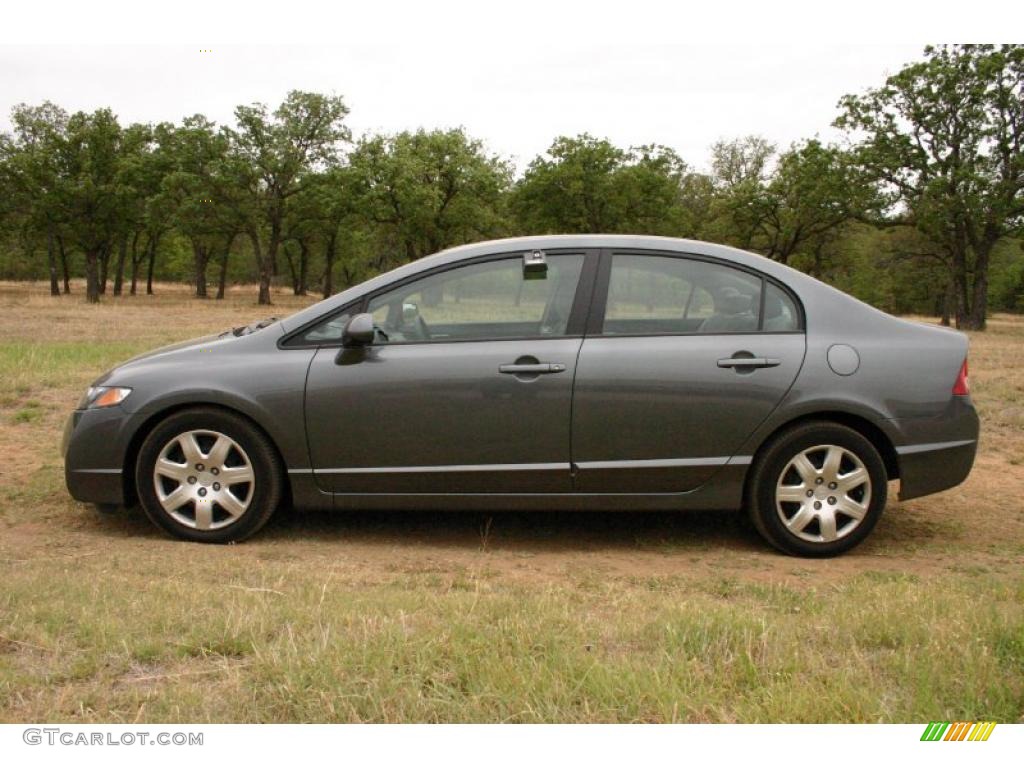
[747, 421, 887, 556]
[135, 408, 282, 543]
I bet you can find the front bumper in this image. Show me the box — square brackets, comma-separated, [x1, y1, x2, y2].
[63, 408, 131, 506]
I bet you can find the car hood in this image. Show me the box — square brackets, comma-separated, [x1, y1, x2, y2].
[92, 332, 236, 386]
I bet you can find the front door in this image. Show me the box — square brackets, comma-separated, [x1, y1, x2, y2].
[572, 251, 807, 492]
[303, 250, 593, 494]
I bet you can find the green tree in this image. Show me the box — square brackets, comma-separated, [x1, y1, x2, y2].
[837, 44, 1024, 330]
[281, 166, 360, 298]
[161, 117, 242, 298]
[707, 137, 874, 266]
[0, 102, 70, 295]
[704, 136, 777, 249]
[112, 121, 178, 296]
[349, 127, 512, 268]
[710, 135, 775, 188]
[51, 109, 128, 303]
[228, 91, 351, 305]
[513, 134, 626, 233]
[756, 140, 872, 265]
[513, 134, 697, 235]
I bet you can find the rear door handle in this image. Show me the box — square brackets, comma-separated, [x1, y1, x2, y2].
[499, 363, 567, 374]
[717, 357, 781, 369]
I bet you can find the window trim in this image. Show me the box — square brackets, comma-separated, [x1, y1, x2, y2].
[278, 300, 362, 349]
[278, 249, 600, 349]
[587, 248, 805, 338]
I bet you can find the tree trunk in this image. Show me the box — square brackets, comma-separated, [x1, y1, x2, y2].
[84, 249, 100, 303]
[129, 233, 143, 295]
[98, 244, 109, 295]
[296, 241, 309, 296]
[130, 256, 140, 295]
[193, 243, 209, 298]
[940, 280, 953, 327]
[146, 237, 157, 295]
[258, 262, 273, 304]
[216, 234, 234, 300]
[951, 245, 970, 330]
[963, 244, 992, 331]
[322, 234, 336, 298]
[46, 225, 60, 296]
[57, 235, 70, 293]
[282, 243, 299, 294]
[113, 234, 128, 296]
[216, 250, 229, 299]
[251, 231, 273, 306]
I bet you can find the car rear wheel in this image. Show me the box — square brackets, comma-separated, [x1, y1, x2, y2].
[747, 421, 887, 556]
[135, 408, 282, 543]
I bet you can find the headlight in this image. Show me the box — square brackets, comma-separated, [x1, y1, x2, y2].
[78, 386, 132, 409]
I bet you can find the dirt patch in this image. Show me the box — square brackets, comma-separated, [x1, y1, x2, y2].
[1, 287, 1022, 590]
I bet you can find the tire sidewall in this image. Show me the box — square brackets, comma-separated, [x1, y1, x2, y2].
[135, 409, 280, 543]
[752, 423, 887, 557]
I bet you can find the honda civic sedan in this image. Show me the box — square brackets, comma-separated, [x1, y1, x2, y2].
[63, 235, 979, 555]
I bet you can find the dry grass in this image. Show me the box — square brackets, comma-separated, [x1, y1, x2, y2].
[0, 280, 1022, 723]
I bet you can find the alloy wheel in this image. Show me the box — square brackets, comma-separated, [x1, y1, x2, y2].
[775, 444, 872, 543]
[152, 429, 255, 531]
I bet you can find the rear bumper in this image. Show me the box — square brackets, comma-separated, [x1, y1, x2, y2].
[892, 398, 980, 501]
[897, 438, 978, 501]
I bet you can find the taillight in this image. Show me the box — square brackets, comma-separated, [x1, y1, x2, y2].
[953, 358, 970, 396]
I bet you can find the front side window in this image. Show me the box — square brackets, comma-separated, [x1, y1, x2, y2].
[366, 254, 585, 343]
[292, 311, 353, 344]
[602, 254, 798, 335]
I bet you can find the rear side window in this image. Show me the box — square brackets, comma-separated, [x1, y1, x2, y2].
[602, 254, 764, 335]
[763, 282, 800, 332]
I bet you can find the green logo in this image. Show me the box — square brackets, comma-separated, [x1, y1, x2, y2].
[921, 721, 996, 741]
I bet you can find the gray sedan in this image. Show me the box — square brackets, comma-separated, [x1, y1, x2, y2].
[63, 235, 979, 556]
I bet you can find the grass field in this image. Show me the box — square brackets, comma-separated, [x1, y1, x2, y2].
[0, 280, 1022, 723]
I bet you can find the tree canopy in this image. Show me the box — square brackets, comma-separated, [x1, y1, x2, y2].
[837, 44, 1024, 329]
[0, 45, 1022, 325]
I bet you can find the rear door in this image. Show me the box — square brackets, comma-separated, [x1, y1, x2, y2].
[571, 250, 806, 492]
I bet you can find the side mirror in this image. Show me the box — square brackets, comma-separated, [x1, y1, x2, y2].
[342, 313, 375, 347]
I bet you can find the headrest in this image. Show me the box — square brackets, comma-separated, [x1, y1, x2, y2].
[715, 286, 752, 315]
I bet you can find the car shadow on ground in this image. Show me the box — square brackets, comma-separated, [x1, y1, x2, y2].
[79, 494, 945, 558]
[264, 505, 777, 554]
[82, 503, 770, 554]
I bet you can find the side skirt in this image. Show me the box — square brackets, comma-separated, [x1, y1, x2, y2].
[315, 465, 748, 513]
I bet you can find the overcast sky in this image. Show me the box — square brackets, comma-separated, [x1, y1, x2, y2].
[0, 42, 926, 174]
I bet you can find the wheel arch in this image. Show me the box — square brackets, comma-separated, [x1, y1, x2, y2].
[121, 402, 292, 509]
[746, 410, 900, 491]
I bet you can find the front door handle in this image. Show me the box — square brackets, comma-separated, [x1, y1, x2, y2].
[499, 362, 567, 374]
[717, 357, 781, 369]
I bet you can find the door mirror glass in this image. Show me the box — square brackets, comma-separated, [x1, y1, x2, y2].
[342, 313, 376, 347]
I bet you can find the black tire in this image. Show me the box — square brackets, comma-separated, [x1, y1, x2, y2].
[746, 421, 887, 557]
[135, 407, 282, 543]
